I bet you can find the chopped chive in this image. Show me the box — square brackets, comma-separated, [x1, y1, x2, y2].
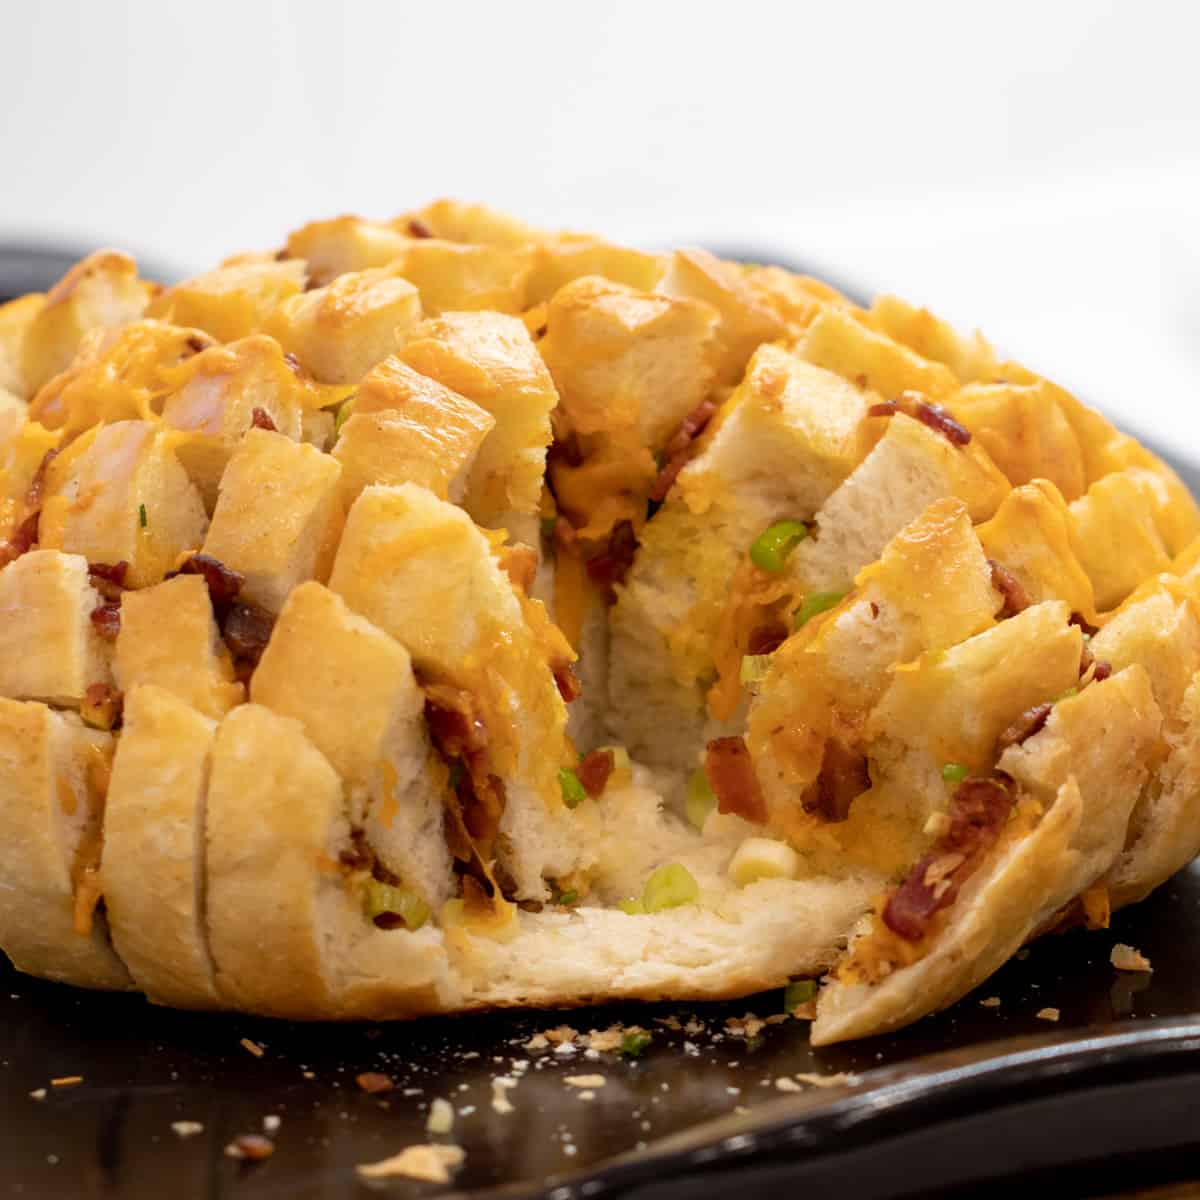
[794, 590, 846, 629]
[619, 1029, 653, 1057]
[685, 767, 717, 830]
[942, 762, 969, 785]
[750, 519, 809, 573]
[334, 396, 356, 436]
[617, 897, 644, 915]
[784, 979, 818, 1012]
[138, 503, 148, 529]
[556, 889, 578, 907]
[362, 879, 430, 931]
[641, 863, 699, 913]
[558, 767, 587, 809]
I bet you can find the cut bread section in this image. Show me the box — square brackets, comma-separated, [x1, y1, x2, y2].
[0, 698, 130, 990]
[102, 685, 221, 1008]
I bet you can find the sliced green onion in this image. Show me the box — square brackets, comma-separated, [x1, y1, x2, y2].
[138, 503, 148, 529]
[739, 654, 774, 685]
[617, 897, 644, 915]
[784, 979, 818, 1012]
[750, 519, 810, 573]
[334, 396, 356, 436]
[556, 889, 578, 907]
[794, 590, 846, 629]
[363, 879, 430, 931]
[642, 863, 699, 913]
[941, 762, 969, 785]
[558, 767, 587, 809]
[686, 767, 717, 830]
[619, 1029, 653, 1057]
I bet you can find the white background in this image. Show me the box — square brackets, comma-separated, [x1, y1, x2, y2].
[2, 1, 1197, 454]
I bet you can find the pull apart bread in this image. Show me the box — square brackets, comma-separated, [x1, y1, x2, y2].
[0, 205, 1197, 1043]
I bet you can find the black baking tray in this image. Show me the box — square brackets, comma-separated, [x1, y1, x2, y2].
[5, 245, 1200, 1199]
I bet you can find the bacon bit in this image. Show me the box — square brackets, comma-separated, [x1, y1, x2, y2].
[704, 736, 767, 824]
[576, 750, 615, 798]
[649, 400, 718, 502]
[802, 739, 870, 823]
[87, 561, 129, 601]
[867, 401, 899, 418]
[747, 622, 788, 656]
[586, 520, 638, 595]
[869, 601, 880, 619]
[407, 218, 434, 239]
[225, 1134, 274, 1161]
[250, 406, 277, 432]
[913, 399, 971, 446]
[988, 559, 1030, 619]
[185, 334, 211, 354]
[996, 702, 1052, 756]
[423, 685, 488, 759]
[25, 449, 59, 511]
[177, 553, 245, 607]
[221, 603, 275, 668]
[0, 511, 41, 567]
[81, 683, 122, 731]
[356, 1072, 395, 1094]
[1092, 660, 1112, 683]
[883, 777, 1013, 940]
[282, 352, 303, 376]
[1070, 611, 1099, 637]
[553, 663, 582, 704]
[90, 603, 122, 641]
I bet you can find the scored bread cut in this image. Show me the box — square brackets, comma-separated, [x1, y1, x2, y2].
[0, 200, 1198, 1045]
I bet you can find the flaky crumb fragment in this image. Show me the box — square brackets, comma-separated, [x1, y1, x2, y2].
[794, 1072, 859, 1088]
[491, 1077, 517, 1114]
[29, 1088, 46, 1101]
[979, 996, 1001, 1008]
[564, 1074, 606, 1089]
[1110, 943, 1152, 973]
[584, 1027, 623, 1053]
[240, 1038, 265, 1058]
[356, 1145, 465, 1183]
[774, 1077, 803, 1092]
[172, 1121, 204, 1138]
[50, 1076, 83, 1088]
[1036, 1007, 1060, 1022]
[425, 1097, 455, 1134]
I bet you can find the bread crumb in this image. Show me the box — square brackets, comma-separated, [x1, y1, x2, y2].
[684, 1019, 705, 1036]
[50, 1076, 83, 1088]
[656, 1016, 682, 1031]
[1036, 1007, 1060, 1022]
[725, 1014, 764, 1039]
[1110, 943, 1153, 973]
[225, 1134, 274, 1161]
[491, 1077, 516, 1115]
[356, 1145, 464, 1183]
[29, 1089, 46, 1101]
[774, 1077, 803, 1092]
[795, 1072, 859, 1088]
[240, 1038, 265, 1058]
[543, 1025, 579, 1045]
[524, 1034, 549, 1051]
[355, 1071, 394, 1094]
[171, 1121, 204, 1138]
[302, 1070, 315, 1080]
[262, 1115, 282, 1134]
[979, 996, 1001, 1008]
[564, 1074, 606, 1089]
[425, 1098, 454, 1135]
[584, 1028, 623, 1053]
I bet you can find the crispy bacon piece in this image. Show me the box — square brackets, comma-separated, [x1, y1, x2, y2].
[912, 400, 971, 446]
[423, 684, 489, 759]
[649, 400, 718, 502]
[1070, 611, 1099, 637]
[586, 520, 638, 594]
[90, 603, 122, 641]
[802, 739, 871, 823]
[577, 749, 615, 798]
[221, 603, 275, 668]
[87, 561, 129, 601]
[185, 333, 212, 355]
[988, 559, 1030, 619]
[250, 406, 277, 432]
[0, 512, 40, 568]
[407, 217, 434, 239]
[176, 553, 245, 608]
[704, 736, 767, 824]
[747, 621, 788, 656]
[867, 401, 899, 418]
[883, 777, 1013, 940]
[1092, 660, 1112, 683]
[553, 662, 582, 704]
[995, 702, 1052, 756]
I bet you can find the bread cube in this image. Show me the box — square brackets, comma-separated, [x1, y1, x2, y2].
[744, 266, 851, 333]
[114, 574, 243, 718]
[265, 265, 423, 384]
[146, 259, 306, 343]
[333, 357, 494, 507]
[0, 698, 129, 990]
[284, 215, 411, 287]
[102, 685, 221, 1008]
[868, 295, 998, 383]
[795, 305, 958, 404]
[159, 335, 307, 508]
[39, 421, 209, 588]
[0, 550, 111, 705]
[251, 582, 454, 907]
[525, 236, 664, 304]
[0, 388, 26, 454]
[389, 240, 531, 315]
[657, 249, 785, 384]
[396, 198, 539, 247]
[540, 275, 719, 450]
[400, 312, 558, 531]
[0, 293, 46, 398]
[0, 421, 61, 537]
[202, 428, 343, 612]
[21, 251, 153, 395]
